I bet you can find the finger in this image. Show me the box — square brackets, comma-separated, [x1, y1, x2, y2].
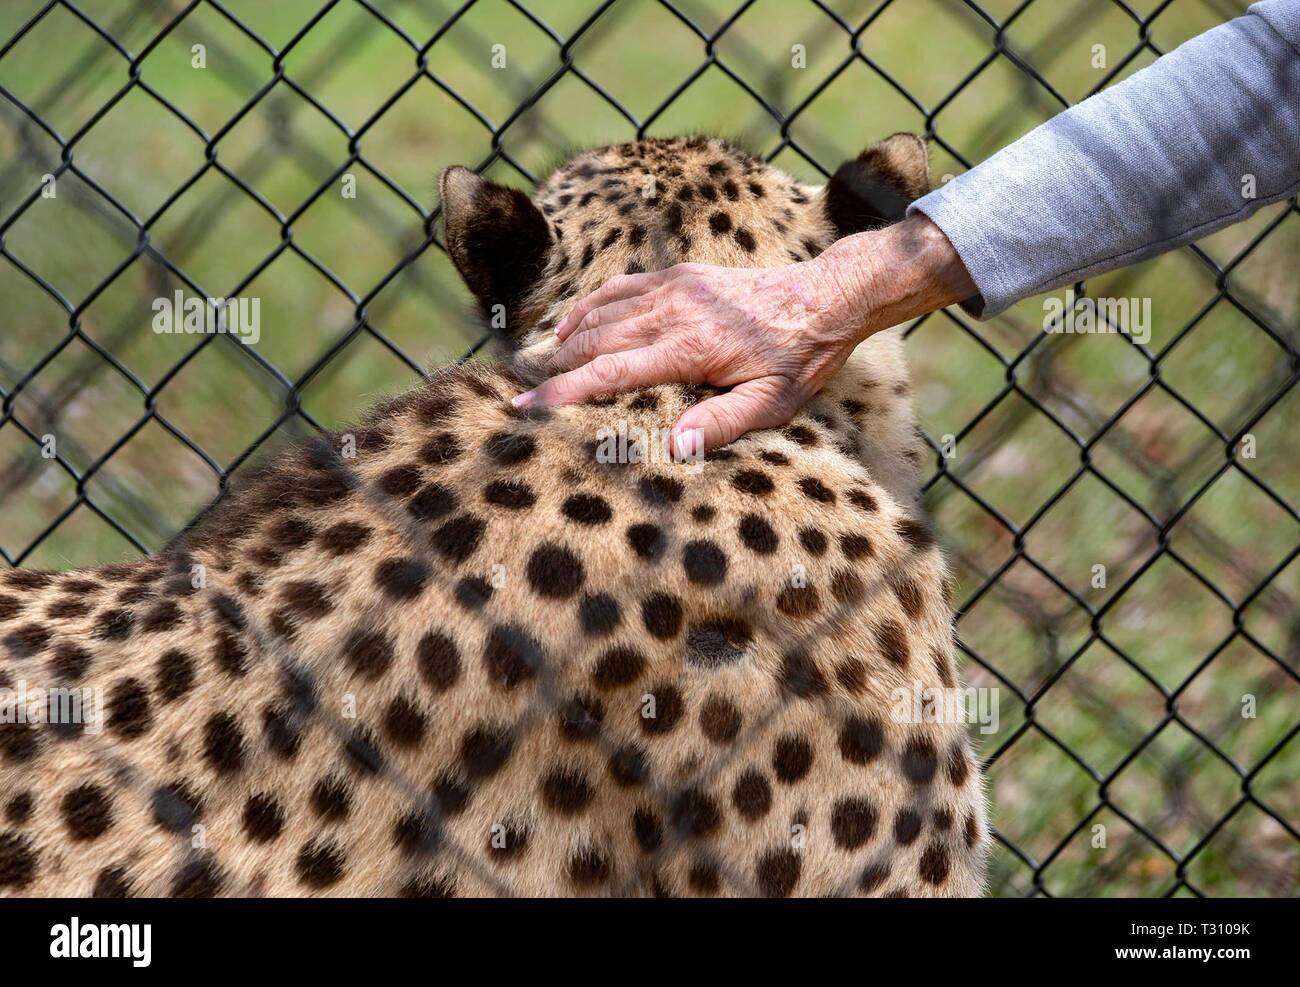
[552, 313, 660, 371]
[554, 271, 666, 340]
[514, 346, 681, 409]
[670, 377, 796, 458]
[566, 291, 657, 341]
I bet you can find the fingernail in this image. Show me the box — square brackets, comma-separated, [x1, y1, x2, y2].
[554, 315, 571, 336]
[673, 427, 703, 462]
[511, 390, 536, 408]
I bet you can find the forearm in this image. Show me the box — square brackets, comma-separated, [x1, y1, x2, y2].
[909, 0, 1300, 318]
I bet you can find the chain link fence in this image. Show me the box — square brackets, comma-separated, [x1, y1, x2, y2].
[0, 0, 1296, 896]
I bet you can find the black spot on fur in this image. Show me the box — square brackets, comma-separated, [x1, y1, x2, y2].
[772, 735, 814, 783]
[460, 724, 514, 779]
[93, 608, 134, 641]
[894, 808, 922, 845]
[393, 809, 442, 857]
[640, 683, 684, 735]
[311, 778, 351, 820]
[526, 543, 585, 598]
[243, 794, 284, 843]
[638, 474, 684, 506]
[685, 616, 751, 668]
[455, 575, 494, 610]
[140, 599, 184, 633]
[591, 645, 647, 689]
[557, 693, 605, 742]
[408, 483, 458, 521]
[297, 839, 346, 888]
[797, 477, 836, 503]
[92, 866, 134, 897]
[374, 557, 430, 600]
[733, 769, 769, 821]
[170, 857, 224, 897]
[262, 704, 302, 760]
[482, 624, 544, 689]
[839, 715, 885, 765]
[731, 469, 774, 496]
[682, 540, 727, 585]
[699, 695, 742, 743]
[541, 767, 595, 815]
[629, 806, 662, 853]
[344, 628, 395, 680]
[896, 516, 935, 550]
[755, 848, 801, 897]
[608, 744, 648, 787]
[831, 798, 877, 849]
[578, 593, 621, 636]
[0, 721, 42, 764]
[151, 781, 203, 832]
[202, 712, 245, 774]
[562, 492, 613, 525]
[420, 431, 462, 465]
[4, 792, 33, 825]
[737, 514, 778, 554]
[108, 677, 153, 739]
[61, 784, 114, 840]
[155, 648, 196, 703]
[430, 513, 486, 564]
[484, 479, 536, 510]
[670, 786, 722, 837]
[902, 736, 939, 784]
[485, 430, 536, 466]
[778, 649, 827, 698]
[640, 593, 683, 639]
[343, 727, 385, 775]
[378, 463, 424, 498]
[417, 631, 461, 692]
[875, 618, 910, 667]
[0, 833, 36, 889]
[626, 523, 667, 561]
[319, 521, 372, 555]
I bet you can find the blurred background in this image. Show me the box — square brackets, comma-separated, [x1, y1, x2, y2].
[0, 0, 1295, 896]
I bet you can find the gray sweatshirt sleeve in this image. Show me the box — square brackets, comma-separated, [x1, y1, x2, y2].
[909, 0, 1300, 319]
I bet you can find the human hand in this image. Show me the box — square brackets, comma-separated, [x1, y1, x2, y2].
[511, 215, 974, 457]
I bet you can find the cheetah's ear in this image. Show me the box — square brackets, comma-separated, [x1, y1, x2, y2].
[439, 166, 551, 336]
[823, 133, 930, 238]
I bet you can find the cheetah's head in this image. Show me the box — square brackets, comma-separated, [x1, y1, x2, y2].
[438, 134, 929, 354]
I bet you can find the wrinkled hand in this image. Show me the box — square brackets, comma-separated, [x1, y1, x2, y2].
[510, 216, 972, 457]
[512, 254, 871, 458]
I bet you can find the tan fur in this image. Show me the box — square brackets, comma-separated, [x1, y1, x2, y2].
[0, 136, 986, 897]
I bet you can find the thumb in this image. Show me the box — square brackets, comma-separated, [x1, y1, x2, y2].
[670, 377, 796, 459]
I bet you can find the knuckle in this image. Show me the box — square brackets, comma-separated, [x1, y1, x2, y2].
[573, 328, 602, 364]
[588, 353, 626, 390]
[701, 401, 743, 442]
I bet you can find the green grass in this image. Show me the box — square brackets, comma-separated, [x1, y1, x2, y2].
[0, 0, 1295, 896]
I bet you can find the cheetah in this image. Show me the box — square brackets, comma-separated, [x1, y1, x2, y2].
[0, 134, 987, 897]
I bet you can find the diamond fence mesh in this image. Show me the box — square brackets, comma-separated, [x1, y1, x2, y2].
[0, 0, 1296, 897]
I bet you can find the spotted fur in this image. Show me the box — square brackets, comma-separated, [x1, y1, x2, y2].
[0, 135, 986, 897]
